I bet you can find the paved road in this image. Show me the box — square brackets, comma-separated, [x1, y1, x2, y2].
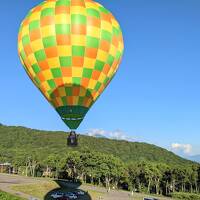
[0, 173, 46, 199]
[81, 185, 172, 200]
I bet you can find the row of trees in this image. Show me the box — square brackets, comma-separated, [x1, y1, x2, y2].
[5, 150, 200, 197]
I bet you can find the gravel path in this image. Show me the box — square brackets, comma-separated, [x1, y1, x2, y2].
[81, 185, 172, 200]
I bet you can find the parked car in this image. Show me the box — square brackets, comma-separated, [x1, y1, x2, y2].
[144, 198, 159, 200]
[75, 190, 85, 196]
[64, 192, 78, 199]
[51, 192, 64, 199]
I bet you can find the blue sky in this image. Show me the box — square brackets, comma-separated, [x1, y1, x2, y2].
[0, 0, 200, 155]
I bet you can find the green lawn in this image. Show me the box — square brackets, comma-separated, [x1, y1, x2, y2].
[11, 181, 104, 200]
[0, 190, 25, 200]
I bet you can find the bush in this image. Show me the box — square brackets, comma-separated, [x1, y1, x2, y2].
[0, 190, 25, 200]
[172, 192, 200, 200]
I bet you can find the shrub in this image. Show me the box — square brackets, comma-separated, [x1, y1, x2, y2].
[0, 190, 25, 200]
[172, 192, 200, 200]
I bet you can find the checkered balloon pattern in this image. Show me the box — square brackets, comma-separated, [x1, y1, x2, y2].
[18, 0, 124, 130]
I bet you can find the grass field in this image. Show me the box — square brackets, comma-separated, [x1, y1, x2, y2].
[12, 182, 57, 199]
[12, 181, 104, 200]
[0, 190, 25, 200]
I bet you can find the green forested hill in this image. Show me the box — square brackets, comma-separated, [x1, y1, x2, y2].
[0, 124, 194, 166]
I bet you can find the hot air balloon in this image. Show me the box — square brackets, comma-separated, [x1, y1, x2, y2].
[18, 0, 124, 145]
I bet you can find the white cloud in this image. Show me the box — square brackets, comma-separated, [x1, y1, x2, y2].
[171, 143, 192, 155]
[87, 128, 135, 142]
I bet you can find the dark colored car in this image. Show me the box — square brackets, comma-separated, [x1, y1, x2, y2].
[143, 198, 159, 200]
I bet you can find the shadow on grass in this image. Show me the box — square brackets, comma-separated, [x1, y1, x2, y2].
[44, 180, 92, 200]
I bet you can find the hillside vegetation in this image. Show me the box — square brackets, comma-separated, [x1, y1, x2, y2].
[0, 124, 194, 166]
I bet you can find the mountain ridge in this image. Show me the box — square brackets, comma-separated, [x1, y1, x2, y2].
[0, 124, 197, 167]
[187, 155, 200, 163]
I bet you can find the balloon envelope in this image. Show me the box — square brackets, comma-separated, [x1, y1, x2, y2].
[18, 0, 124, 130]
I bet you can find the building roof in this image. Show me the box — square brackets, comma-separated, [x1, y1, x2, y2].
[0, 162, 11, 166]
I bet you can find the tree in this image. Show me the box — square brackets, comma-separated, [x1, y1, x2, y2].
[62, 151, 83, 181]
[44, 154, 62, 178]
[127, 162, 141, 195]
